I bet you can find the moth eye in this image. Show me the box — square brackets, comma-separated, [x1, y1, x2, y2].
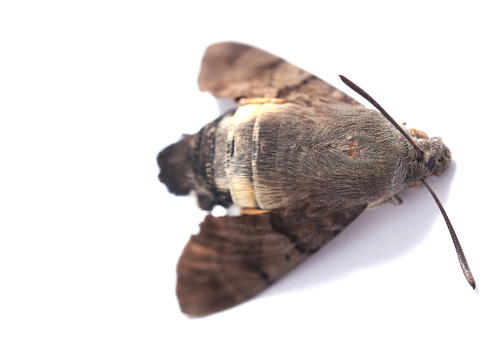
[426, 156, 436, 171]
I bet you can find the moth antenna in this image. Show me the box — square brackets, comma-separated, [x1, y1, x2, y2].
[421, 178, 476, 289]
[340, 75, 476, 289]
[338, 75, 421, 152]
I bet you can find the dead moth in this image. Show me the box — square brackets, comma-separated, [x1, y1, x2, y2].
[157, 42, 475, 316]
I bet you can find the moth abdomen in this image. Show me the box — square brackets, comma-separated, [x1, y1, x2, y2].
[190, 105, 264, 210]
[159, 103, 279, 211]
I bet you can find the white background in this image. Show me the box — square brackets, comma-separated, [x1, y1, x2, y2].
[1, 1, 486, 353]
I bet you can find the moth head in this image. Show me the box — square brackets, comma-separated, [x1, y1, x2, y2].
[411, 129, 451, 180]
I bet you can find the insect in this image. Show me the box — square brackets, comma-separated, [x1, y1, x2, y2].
[157, 42, 475, 316]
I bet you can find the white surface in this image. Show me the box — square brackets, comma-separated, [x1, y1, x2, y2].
[1, 1, 486, 353]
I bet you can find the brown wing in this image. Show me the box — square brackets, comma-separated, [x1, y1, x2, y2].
[176, 203, 366, 316]
[197, 42, 361, 106]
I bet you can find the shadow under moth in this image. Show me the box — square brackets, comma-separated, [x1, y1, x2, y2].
[157, 42, 475, 316]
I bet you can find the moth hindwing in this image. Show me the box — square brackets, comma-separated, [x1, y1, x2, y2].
[157, 42, 452, 316]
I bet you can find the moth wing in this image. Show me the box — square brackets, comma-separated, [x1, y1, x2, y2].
[176, 204, 366, 316]
[197, 42, 361, 106]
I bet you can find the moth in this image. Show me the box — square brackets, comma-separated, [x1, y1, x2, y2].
[157, 42, 475, 316]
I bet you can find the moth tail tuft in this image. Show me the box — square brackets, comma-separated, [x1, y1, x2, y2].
[157, 135, 195, 196]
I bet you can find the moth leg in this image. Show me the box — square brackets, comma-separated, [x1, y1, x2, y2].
[238, 98, 287, 105]
[387, 194, 403, 205]
[367, 194, 403, 209]
[240, 208, 273, 215]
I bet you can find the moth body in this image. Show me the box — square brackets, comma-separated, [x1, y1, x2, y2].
[159, 102, 450, 212]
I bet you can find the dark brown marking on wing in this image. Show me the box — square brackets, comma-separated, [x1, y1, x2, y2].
[275, 74, 315, 99]
[263, 58, 285, 71]
[269, 216, 307, 254]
